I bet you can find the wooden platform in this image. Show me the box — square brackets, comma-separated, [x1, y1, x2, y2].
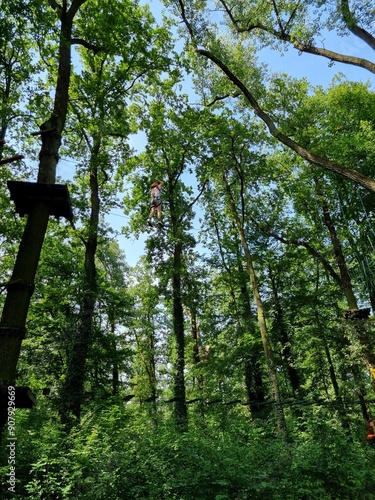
[7, 181, 73, 222]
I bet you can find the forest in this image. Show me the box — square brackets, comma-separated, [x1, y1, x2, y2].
[0, 0, 375, 498]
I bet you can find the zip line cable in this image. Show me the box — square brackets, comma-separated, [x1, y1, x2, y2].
[127, 394, 375, 410]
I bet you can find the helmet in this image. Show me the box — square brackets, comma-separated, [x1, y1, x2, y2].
[151, 182, 158, 187]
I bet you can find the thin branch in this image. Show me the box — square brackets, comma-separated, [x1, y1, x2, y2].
[284, 0, 301, 32]
[218, 1, 375, 74]
[177, 0, 196, 41]
[47, 0, 62, 12]
[250, 215, 343, 289]
[236, 25, 375, 74]
[340, 0, 375, 51]
[206, 91, 240, 107]
[184, 179, 208, 214]
[270, 231, 342, 288]
[271, 0, 285, 34]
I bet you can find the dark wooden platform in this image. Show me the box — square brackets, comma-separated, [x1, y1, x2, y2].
[7, 181, 73, 222]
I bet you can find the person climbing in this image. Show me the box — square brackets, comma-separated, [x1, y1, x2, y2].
[148, 179, 164, 226]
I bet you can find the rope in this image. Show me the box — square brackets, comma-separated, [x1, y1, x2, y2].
[132, 394, 375, 409]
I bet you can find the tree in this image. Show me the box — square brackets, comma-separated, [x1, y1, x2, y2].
[169, 0, 375, 192]
[123, 83, 208, 427]
[58, 0, 173, 427]
[0, 0, 88, 385]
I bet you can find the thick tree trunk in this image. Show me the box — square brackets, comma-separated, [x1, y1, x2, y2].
[0, 3, 85, 384]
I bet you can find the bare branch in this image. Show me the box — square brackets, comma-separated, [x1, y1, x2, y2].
[185, 179, 207, 213]
[177, 0, 196, 41]
[284, 0, 302, 33]
[236, 25, 375, 74]
[271, 0, 285, 34]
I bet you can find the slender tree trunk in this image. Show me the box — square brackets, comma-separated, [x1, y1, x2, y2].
[184, 305, 201, 386]
[110, 320, 119, 396]
[60, 141, 100, 427]
[321, 330, 350, 430]
[235, 251, 267, 418]
[223, 175, 287, 437]
[146, 307, 158, 406]
[315, 181, 357, 309]
[212, 211, 267, 417]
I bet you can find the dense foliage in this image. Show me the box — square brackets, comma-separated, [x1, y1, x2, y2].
[1, 0, 375, 498]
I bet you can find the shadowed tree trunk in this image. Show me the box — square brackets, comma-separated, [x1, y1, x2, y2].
[268, 264, 301, 397]
[314, 178, 375, 393]
[169, 179, 188, 428]
[0, 0, 87, 385]
[60, 138, 100, 428]
[223, 173, 287, 438]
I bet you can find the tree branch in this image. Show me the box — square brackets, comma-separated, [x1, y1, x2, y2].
[196, 47, 375, 193]
[340, 0, 375, 51]
[255, 222, 343, 289]
[237, 25, 375, 74]
[218, 0, 375, 74]
[71, 38, 104, 54]
[206, 91, 241, 107]
[48, 0, 62, 12]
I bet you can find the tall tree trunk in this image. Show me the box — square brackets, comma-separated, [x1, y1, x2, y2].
[184, 305, 201, 383]
[235, 250, 267, 418]
[244, 355, 266, 416]
[172, 240, 188, 427]
[169, 182, 187, 428]
[145, 307, 158, 406]
[315, 179, 375, 390]
[0, 2, 86, 384]
[268, 264, 301, 397]
[223, 174, 287, 437]
[315, 180, 358, 309]
[60, 141, 100, 427]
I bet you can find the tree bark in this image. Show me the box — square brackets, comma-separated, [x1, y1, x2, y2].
[60, 138, 100, 427]
[0, 2, 87, 384]
[223, 174, 287, 437]
[169, 182, 188, 428]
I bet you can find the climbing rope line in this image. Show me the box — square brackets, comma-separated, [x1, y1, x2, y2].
[127, 394, 375, 410]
